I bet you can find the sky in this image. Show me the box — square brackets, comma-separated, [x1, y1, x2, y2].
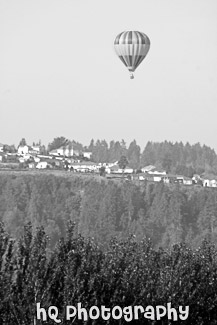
[1, 0, 217, 152]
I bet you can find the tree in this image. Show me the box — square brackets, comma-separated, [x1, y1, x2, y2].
[3, 144, 16, 153]
[127, 140, 141, 169]
[88, 139, 95, 152]
[19, 138, 27, 146]
[99, 166, 106, 176]
[48, 137, 69, 152]
[162, 152, 173, 173]
[118, 155, 129, 173]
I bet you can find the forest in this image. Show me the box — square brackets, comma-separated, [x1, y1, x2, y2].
[0, 172, 217, 250]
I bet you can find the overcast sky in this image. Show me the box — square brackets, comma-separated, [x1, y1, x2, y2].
[1, 0, 217, 151]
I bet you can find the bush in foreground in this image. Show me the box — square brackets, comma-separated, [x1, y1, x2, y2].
[0, 221, 217, 324]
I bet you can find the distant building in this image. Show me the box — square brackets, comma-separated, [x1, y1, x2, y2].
[71, 161, 98, 172]
[36, 161, 48, 169]
[152, 174, 163, 182]
[83, 152, 92, 160]
[34, 157, 40, 163]
[183, 177, 193, 185]
[203, 178, 217, 188]
[161, 174, 183, 184]
[109, 165, 134, 174]
[28, 162, 36, 169]
[29, 146, 41, 155]
[141, 165, 156, 173]
[49, 145, 74, 157]
[17, 145, 29, 155]
[148, 169, 166, 175]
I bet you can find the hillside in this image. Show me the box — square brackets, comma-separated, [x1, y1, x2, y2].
[0, 171, 216, 249]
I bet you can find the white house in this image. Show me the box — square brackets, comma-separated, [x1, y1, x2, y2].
[18, 154, 31, 162]
[36, 161, 48, 169]
[34, 157, 40, 163]
[203, 178, 217, 187]
[210, 180, 217, 187]
[109, 165, 134, 174]
[108, 161, 119, 167]
[71, 161, 98, 172]
[29, 146, 40, 155]
[141, 165, 156, 173]
[49, 145, 74, 157]
[28, 162, 36, 169]
[0, 144, 4, 152]
[148, 169, 166, 175]
[83, 152, 92, 159]
[183, 177, 193, 185]
[17, 145, 29, 155]
[124, 167, 134, 174]
[152, 175, 163, 182]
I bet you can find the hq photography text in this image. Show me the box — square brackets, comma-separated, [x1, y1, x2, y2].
[36, 302, 189, 323]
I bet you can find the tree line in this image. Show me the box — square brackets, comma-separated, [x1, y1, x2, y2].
[5, 137, 217, 176]
[48, 138, 217, 176]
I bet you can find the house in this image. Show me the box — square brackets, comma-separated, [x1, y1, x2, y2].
[49, 145, 74, 157]
[0, 144, 4, 152]
[136, 173, 154, 181]
[176, 176, 184, 184]
[28, 162, 36, 169]
[161, 174, 181, 184]
[108, 161, 119, 167]
[83, 152, 92, 160]
[107, 165, 120, 173]
[152, 174, 163, 182]
[36, 161, 48, 169]
[71, 161, 98, 172]
[49, 149, 61, 156]
[138, 173, 146, 181]
[203, 178, 217, 188]
[34, 156, 40, 163]
[19, 154, 31, 161]
[183, 177, 193, 185]
[104, 161, 119, 172]
[141, 165, 156, 173]
[109, 165, 134, 174]
[17, 145, 29, 155]
[18, 157, 25, 163]
[148, 169, 166, 175]
[124, 167, 134, 174]
[38, 154, 52, 160]
[210, 180, 217, 187]
[28, 146, 40, 155]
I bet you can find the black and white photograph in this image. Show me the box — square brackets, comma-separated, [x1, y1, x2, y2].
[1, 0, 217, 323]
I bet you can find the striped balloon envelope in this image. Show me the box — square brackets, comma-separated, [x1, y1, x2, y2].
[114, 31, 150, 79]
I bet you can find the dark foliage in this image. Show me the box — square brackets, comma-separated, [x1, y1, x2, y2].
[0, 222, 217, 324]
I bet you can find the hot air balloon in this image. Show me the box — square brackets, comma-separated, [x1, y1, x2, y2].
[114, 31, 150, 79]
